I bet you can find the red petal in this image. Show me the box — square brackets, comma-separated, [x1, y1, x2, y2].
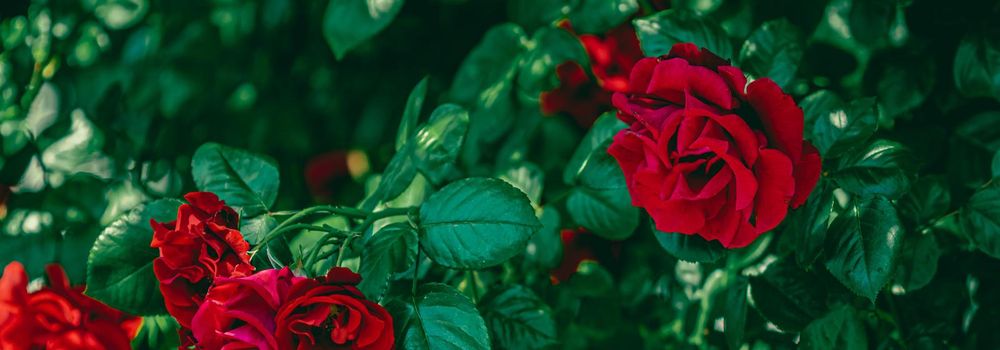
[752, 149, 796, 233]
[746, 78, 804, 162]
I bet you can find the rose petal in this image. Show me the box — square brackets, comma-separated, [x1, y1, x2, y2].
[752, 149, 796, 234]
[791, 141, 822, 208]
[746, 78, 804, 161]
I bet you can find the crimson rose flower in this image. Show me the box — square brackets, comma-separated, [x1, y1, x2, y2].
[541, 22, 644, 128]
[305, 150, 350, 199]
[150, 192, 254, 333]
[609, 43, 821, 248]
[0, 262, 140, 349]
[191, 267, 304, 350]
[276, 267, 394, 350]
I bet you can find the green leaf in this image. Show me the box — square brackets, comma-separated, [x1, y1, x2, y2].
[725, 275, 749, 350]
[397, 76, 429, 151]
[953, 31, 1000, 101]
[357, 223, 418, 303]
[506, 0, 569, 31]
[388, 283, 491, 350]
[800, 90, 845, 140]
[749, 258, 831, 332]
[653, 228, 725, 263]
[897, 176, 951, 228]
[567, 0, 639, 34]
[832, 139, 916, 199]
[961, 180, 1000, 259]
[130, 315, 180, 350]
[322, 0, 404, 60]
[363, 145, 419, 211]
[892, 232, 940, 292]
[85, 199, 181, 315]
[419, 177, 541, 269]
[451, 24, 527, 144]
[738, 19, 804, 88]
[191, 142, 280, 243]
[812, 97, 878, 158]
[563, 112, 626, 184]
[825, 195, 903, 302]
[950, 111, 1000, 188]
[566, 152, 638, 240]
[800, 305, 868, 350]
[480, 285, 557, 349]
[411, 104, 470, 184]
[782, 181, 836, 268]
[632, 9, 734, 59]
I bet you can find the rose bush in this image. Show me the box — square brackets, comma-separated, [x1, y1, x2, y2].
[2, 1, 1000, 349]
[609, 43, 821, 248]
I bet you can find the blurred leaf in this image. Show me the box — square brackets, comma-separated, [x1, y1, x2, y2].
[411, 104, 469, 184]
[749, 258, 831, 332]
[498, 162, 544, 205]
[567, 0, 639, 34]
[799, 304, 868, 350]
[191, 143, 280, 244]
[849, 0, 907, 47]
[953, 30, 1000, 101]
[322, 0, 405, 59]
[653, 228, 725, 263]
[824, 195, 902, 302]
[419, 177, 540, 269]
[387, 283, 491, 350]
[961, 179, 1000, 259]
[85, 199, 181, 315]
[892, 232, 939, 292]
[566, 260, 615, 297]
[84, 0, 149, 30]
[633, 9, 734, 59]
[358, 222, 417, 303]
[480, 285, 557, 349]
[41, 110, 112, 179]
[130, 315, 180, 350]
[993, 150, 1000, 177]
[451, 24, 527, 144]
[397, 76, 429, 151]
[522, 206, 562, 271]
[871, 54, 935, 119]
[897, 176, 950, 229]
[507, 0, 570, 31]
[517, 26, 588, 100]
[812, 97, 878, 158]
[725, 275, 749, 350]
[832, 139, 916, 199]
[950, 111, 1000, 188]
[739, 19, 804, 88]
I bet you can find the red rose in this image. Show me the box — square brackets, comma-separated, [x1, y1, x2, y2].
[191, 267, 304, 350]
[0, 262, 140, 349]
[305, 151, 350, 199]
[577, 23, 644, 93]
[541, 21, 645, 128]
[276, 267, 394, 350]
[150, 192, 254, 332]
[608, 43, 822, 248]
[541, 62, 613, 127]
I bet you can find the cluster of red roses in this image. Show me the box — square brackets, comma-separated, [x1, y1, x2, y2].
[150, 192, 393, 350]
[0, 262, 140, 349]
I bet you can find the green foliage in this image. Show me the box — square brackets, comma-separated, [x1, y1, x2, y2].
[323, 0, 405, 60]
[824, 195, 902, 302]
[388, 283, 491, 350]
[192, 143, 279, 243]
[633, 9, 734, 59]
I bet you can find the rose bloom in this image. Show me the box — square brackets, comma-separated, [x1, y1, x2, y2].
[190, 267, 394, 350]
[276, 267, 394, 350]
[542, 21, 644, 128]
[191, 268, 304, 350]
[0, 262, 140, 349]
[150, 192, 254, 334]
[609, 43, 821, 248]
